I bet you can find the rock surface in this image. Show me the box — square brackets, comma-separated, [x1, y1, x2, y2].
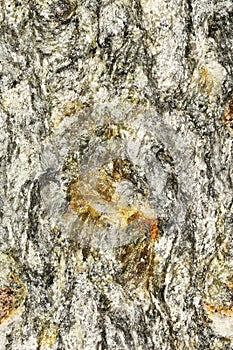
[0, 0, 233, 349]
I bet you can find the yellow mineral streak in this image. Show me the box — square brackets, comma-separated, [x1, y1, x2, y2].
[39, 323, 58, 348]
[205, 301, 233, 316]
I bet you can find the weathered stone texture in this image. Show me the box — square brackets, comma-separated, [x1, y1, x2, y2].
[0, 0, 233, 349]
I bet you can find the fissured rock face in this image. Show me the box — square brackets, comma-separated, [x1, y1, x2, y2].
[40, 102, 191, 249]
[1, 0, 233, 349]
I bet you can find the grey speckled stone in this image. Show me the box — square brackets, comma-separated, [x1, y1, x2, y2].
[0, 0, 233, 349]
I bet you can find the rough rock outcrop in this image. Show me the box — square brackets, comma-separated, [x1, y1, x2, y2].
[0, 0, 233, 349]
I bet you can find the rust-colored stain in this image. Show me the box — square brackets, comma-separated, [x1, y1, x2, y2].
[127, 212, 158, 240]
[139, 216, 158, 240]
[222, 98, 233, 131]
[0, 287, 14, 323]
[149, 221, 159, 240]
[204, 301, 233, 316]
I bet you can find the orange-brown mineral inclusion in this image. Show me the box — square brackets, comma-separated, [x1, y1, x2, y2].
[222, 99, 233, 131]
[204, 301, 233, 316]
[66, 169, 158, 239]
[0, 287, 14, 323]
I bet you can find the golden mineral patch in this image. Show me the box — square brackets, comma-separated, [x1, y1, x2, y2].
[0, 254, 27, 325]
[41, 102, 166, 248]
[222, 98, 233, 132]
[205, 301, 233, 316]
[39, 323, 58, 348]
[198, 66, 214, 94]
[52, 100, 85, 129]
[66, 172, 157, 236]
